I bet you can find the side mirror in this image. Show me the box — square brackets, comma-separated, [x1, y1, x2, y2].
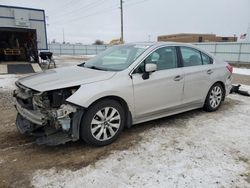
[142, 63, 157, 80]
[145, 63, 157, 72]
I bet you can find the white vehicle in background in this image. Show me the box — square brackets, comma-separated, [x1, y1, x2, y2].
[13, 42, 233, 146]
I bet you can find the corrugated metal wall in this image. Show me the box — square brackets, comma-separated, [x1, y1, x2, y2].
[193, 42, 250, 64]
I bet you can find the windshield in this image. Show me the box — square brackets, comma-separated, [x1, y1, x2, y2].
[81, 44, 149, 71]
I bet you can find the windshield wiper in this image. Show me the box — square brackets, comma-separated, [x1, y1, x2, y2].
[78, 62, 86, 67]
[86, 66, 107, 71]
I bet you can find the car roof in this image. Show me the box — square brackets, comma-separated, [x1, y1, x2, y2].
[127, 41, 194, 47]
[125, 42, 215, 59]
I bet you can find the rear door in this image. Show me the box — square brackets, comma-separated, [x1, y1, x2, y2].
[131, 46, 184, 121]
[179, 46, 213, 105]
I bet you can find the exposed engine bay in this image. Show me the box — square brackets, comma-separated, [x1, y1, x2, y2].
[13, 81, 83, 145]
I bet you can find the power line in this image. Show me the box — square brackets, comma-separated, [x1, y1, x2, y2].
[48, 0, 152, 25]
[48, 0, 107, 21]
[47, 0, 153, 42]
[46, 0, 79, 13]
[49, 4, 120, 25]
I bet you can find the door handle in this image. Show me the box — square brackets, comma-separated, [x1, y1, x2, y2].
[207, 69, 213, 75]
[173, 75, 183, 81]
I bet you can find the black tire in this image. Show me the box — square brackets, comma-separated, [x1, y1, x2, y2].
[80, 99, 125, 146]
[203, 83, 225, 112]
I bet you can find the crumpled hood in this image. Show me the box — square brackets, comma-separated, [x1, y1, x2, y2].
[17, 65, 116, 92]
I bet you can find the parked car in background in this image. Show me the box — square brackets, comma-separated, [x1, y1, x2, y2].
[13, 42, 233, 146]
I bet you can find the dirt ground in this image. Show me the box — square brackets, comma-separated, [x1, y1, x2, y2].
[0, 74, 249, 187]
[233, 73, 250, 85]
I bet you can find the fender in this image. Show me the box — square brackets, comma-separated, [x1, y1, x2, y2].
[66, 75, 135, 116]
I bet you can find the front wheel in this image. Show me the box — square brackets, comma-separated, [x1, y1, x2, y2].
[203, 83, 224, 112]
[80, 99, 125, 146]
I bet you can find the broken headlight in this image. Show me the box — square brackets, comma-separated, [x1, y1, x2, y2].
[48, 86, 79, 108]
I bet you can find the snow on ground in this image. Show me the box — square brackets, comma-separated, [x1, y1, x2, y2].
[0, 74, 19, 90]
[52, 55, 95, 68]
[32, 86, 250, 188]
[233, 68, 250, 76]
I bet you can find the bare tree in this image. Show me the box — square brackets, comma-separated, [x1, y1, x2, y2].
[93, 40, 104, 45]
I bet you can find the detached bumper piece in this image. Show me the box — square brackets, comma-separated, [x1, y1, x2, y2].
[230, 84, 250, 97]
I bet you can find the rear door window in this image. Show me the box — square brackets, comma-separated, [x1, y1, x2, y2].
[180, 47, 202, 67]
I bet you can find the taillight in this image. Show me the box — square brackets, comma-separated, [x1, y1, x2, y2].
[226, 64, 233, 73]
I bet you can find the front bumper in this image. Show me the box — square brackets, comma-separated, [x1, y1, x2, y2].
[14, 98, 84, 145]
[15, 99, 47, 126]
[13, 82, 84, 145]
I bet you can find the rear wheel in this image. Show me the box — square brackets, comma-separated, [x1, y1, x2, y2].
[80, 99, 125, 146]
[203, 83, 224, 112]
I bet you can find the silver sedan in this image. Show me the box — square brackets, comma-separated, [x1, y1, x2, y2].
[14, 42, 232, 146]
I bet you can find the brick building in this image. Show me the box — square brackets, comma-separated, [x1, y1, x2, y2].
[158, 33, 237, 43]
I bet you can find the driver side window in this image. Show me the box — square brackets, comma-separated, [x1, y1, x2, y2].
[134, 46, 177, 73]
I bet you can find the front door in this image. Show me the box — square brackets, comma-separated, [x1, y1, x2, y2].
[131, 46, 184, 122]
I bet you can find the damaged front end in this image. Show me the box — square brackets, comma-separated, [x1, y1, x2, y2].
[13, 82, 83, 145]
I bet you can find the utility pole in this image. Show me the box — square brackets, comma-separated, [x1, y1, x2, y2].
[120, 0, 124, 43]
[247, 22, 250, 42]
[62, 28, 65, 44]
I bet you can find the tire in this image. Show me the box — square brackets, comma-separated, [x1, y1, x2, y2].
[80, 99, 125, 146]
[203, 83, 225, 112]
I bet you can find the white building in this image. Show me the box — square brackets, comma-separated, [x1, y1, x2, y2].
[0, 5, 47, 62]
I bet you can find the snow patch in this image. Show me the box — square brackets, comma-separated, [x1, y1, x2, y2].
[32, 93, 250, 188]
[0, 74, 18, 90]
[233, 68, 250, 76]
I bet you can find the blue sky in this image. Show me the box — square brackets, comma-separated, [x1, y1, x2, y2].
[1, 0, 250, 44]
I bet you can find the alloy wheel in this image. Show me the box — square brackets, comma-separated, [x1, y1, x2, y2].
[90, 107, 121, 141]
[209, 86, 222, 109]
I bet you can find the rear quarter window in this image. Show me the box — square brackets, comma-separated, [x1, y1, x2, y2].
[201, 52, 213, 65]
